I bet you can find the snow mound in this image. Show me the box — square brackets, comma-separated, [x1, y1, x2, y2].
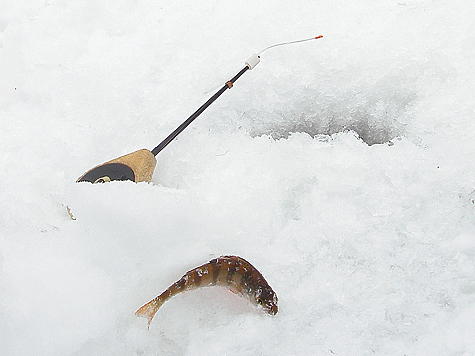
[2, 0, 475, 355]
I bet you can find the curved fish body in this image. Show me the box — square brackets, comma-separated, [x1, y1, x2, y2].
[135, 255, 278, 327]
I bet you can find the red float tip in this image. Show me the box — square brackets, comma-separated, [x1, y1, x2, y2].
[315, 35, 323, 39]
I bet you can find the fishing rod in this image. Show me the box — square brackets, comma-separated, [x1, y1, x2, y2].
[77, 35, 323, 183]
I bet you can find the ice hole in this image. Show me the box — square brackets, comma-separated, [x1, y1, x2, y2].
[242, 80, 417, 145]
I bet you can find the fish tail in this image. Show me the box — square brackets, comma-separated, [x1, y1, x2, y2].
[135, 297, 163, 328]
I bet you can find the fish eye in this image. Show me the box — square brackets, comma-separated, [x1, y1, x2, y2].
[256, 297, 263, 305]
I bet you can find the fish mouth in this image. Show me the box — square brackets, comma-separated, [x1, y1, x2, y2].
[267, 304, 278, 315]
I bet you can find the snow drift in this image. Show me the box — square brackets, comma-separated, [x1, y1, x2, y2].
[1, 0, 475, 355]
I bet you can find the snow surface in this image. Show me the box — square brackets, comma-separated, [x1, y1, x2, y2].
[1, 0, 475, 355]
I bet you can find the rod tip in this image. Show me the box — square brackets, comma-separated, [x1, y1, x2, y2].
[315, 35, 323, 39]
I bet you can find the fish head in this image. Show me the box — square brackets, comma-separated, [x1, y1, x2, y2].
[255, 286, 278, 315]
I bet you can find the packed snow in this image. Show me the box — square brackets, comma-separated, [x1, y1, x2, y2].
[1, 0, 475, 355]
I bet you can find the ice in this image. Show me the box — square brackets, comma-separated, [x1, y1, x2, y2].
[1, 0, 475, 355]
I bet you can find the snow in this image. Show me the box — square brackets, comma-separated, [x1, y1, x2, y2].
[1, 0, 475, 355]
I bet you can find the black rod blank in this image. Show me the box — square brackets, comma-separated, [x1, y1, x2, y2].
[151, 66, 250, 156]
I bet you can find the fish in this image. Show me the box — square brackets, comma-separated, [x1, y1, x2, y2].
[135, 255, 278, 327]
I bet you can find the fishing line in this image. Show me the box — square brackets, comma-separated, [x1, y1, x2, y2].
[257, 35, 323, 56]
[204, 35, 323, 93]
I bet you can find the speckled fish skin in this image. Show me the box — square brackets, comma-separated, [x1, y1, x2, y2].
[135, 255, 278, 327]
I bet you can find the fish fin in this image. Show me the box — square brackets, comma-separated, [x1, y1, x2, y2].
[135, 299, 161, 329]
